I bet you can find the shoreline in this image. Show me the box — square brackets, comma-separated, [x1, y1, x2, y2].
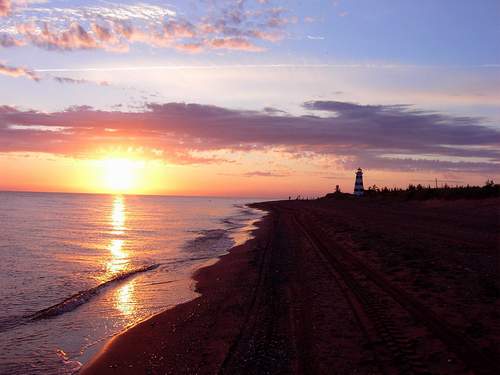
[81, 198, 499, 374]
[81, 206, 273, 374]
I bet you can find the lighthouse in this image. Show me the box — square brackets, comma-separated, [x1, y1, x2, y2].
[353, 168, 364, 196]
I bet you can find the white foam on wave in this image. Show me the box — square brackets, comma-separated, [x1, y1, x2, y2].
[29, 264, 159, 320]
[56, 349, 82, 375]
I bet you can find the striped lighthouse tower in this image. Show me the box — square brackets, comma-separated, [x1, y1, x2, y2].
[353, 168, 364, 196]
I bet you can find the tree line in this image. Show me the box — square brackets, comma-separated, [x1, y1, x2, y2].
[324, 180, 499, 200]
[362, 179, 499, 200]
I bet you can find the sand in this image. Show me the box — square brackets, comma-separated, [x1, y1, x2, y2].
[81, 197, 499, 375]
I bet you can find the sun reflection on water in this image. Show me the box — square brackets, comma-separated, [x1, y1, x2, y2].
[111, 196, 125, 234]
[116, 280, 136, 316]
[107, 239, 128, 274]
[104, 196, 137, 316]
[105, 196, 129, 275]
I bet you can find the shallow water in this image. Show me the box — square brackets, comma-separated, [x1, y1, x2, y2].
[0, 192, 265, 374]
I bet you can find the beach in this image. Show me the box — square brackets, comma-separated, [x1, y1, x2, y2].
[81, 197, 500, 375]
[0, 193, 264, 374]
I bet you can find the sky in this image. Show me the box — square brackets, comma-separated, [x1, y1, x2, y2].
[0, 0, 499, 197]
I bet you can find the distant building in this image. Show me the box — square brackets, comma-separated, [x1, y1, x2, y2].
[353, 168, 364, 196]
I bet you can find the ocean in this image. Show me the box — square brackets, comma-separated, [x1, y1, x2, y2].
[0, 192, 265, 374]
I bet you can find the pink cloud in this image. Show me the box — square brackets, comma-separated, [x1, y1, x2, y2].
[208, 37, 264, 51]
[20, 22, 99, 51]
[248, 30, 284, 42]
[163, 20, 196, 39]
[91, 23, 115, 43]
[0, 0, 10, 16]
[0, 62, 39, 81]
[0, 101, 498, 173]
[0, 32, 24, 47]
[1, 1, 292, 53]
[174, 42, 203, 53]
[0, 60, 112, 85]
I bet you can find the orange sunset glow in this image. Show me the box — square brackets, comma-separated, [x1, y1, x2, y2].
[4, 151, 483, 197]
[0, 0, 498, 197]
[1, 1, 499, 374]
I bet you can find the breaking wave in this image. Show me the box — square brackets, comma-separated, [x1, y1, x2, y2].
[29, 263, 159, 320]
[184, 229, 234, 256]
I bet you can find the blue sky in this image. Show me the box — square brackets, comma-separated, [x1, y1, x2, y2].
[313, 0, 500, 65]
[0, 0, 499, 194]
[0, 0, 498, 114]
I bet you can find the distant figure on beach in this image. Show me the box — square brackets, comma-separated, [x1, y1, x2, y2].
[354, 168, 364, 196]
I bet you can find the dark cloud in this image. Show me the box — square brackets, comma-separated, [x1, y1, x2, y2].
[218, 170, 290, 177]
[52, 76, 110, 86]
[244, 171, 290, 177]
[0, 101, 499, 173]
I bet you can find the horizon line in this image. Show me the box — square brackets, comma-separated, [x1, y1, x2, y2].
[0, 189, 280, 201]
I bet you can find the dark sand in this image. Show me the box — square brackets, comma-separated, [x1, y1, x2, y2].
[81, 197, 499, 374]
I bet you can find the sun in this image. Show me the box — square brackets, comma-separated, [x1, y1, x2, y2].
[102, 158, 141, 193]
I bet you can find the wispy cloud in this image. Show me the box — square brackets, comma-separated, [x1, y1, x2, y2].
[52, 76, 110, 86]
[219, 170, 291, 177]
[0, 60, 111, 85]
[0, 100, 498, 173]
[307, 35, 325, 40]
[0, 61, 39, 80]
[207, 37, 265, 52]
[244, 170, 290, 177]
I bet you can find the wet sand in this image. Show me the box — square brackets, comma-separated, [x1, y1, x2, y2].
[81, 197, 499, 374]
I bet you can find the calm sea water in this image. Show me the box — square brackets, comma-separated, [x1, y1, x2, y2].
[0, 192, 265, 374]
